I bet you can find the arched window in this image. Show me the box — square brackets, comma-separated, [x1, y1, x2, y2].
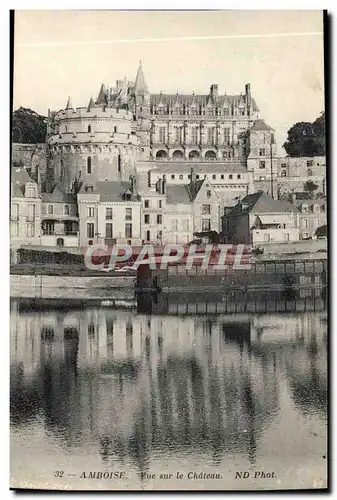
[87, 156, 92, 174]
[205, 150, 216, 160]
[156, 150, 168, 159]
[172, 150, 183, 159]
[88, 125, 91, 133]
[189, 150, 200, 159]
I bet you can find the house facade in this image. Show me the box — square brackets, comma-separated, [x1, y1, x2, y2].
[222, 191, 299, 245]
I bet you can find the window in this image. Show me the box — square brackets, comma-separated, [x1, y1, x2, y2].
[114, 126, 117, 133]
[125, 223, 132, 238]
[64, 204, 70, 215]
[88, 125, 91, 133]
[27, 204, 35, 221]
[302, 204, 308, 213]
[207, 127, 215, 145]
[26, 223, 35, 237]
[259, 149, 266, 156]
[221, 174, 224, 179]
[259, 176, 266, 181]
[87, 207, 94, 218]
[144, 214, 150, 224]
[171, 174, 175, 180]
[87, 156, 92, 174]
[158, 200, 162, 208]
[302, 219, 308, 229]
[307, 160, 313, 167]
[106, 207, 112, 220]
[144, 200, 149, 208]
[26, 186, 35, 198]
[11, 203, 19, 219]
[125, 208, 132, 220]
[174, 127, 182, 143]
[157, 214, 162, 224]
[259, 161, 266, 169]
[11, 222, 19, 236]
[48, 204, 54, 215]
[223, 107, 229, 116]
[212, 174, 216, 179]
[117, 154, 121, 173]
[281, 170, 287, 177]
[171, 219, 178, 231]
[196, 175, 200, 179]
[229, 174, 233, 179]
[179, 174, 184, 180]
[202, 204, 211, 215]
[207, 190, 212, 198]
[60, 159, 65, 180]
[157, 230, 162, 240]
[105, 223, 113, 238]
[202, 219, 211, 231]
[159, 127, 166, 143]
[191, 127, 198, 144]
[313, 204, 320, 213]
[87, 222, 94, 239]
[146, 230, 151, 241]
[308, 169, 312, 177]
[223, 128, 230, 144]
[182, 220, 189, 231]
[237, 174, 241, 179]
[281, 163, 287, 168]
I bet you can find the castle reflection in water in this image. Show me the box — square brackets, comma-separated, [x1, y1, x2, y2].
[10, 290, 327, 472]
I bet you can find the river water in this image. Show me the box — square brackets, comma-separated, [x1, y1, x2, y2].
[10, 292, 328, 491]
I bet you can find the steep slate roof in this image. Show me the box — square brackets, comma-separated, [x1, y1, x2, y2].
[165, 185, 191, 204]
[79, 181, 140, 202]
[150, 162, 247, 174]
[186, 179, 205, 201]
[41, 185, 77, 203]
[134, 62, 149, 94]
[228, 191, 297, 217]
[150, 93, 260, 112]
[250, 119, 274, 132]
[65, 96, 73, 109]
[11, 167, 36, 197]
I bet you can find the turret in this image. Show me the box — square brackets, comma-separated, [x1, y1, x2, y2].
[65, 96, 73, 109]
[133, 61, 151, 159]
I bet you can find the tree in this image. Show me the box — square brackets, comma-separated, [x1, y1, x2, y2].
[283, 112, 325, 157]
[12, 107, 47, 144]
[315, 225, 327, 238]
[304, 180, 319, 193]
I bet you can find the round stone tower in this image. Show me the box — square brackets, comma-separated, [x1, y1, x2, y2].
[47, 96, 140, 193]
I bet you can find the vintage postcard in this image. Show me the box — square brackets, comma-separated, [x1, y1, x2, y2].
[10, 10, 327, 491]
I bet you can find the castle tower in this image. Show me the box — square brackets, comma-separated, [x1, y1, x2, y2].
[47, 93, 140, 193]
[246, 119, 278, 198]
[134, 62, 151, 160]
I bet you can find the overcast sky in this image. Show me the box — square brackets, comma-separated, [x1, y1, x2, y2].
[13, 10, 325, 154]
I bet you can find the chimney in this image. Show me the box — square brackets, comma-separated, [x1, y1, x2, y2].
[190, 167, 196, 184]
[162, 175, 166, 194]
[210, 84, 218, 98]
[245, 83, 251, 107]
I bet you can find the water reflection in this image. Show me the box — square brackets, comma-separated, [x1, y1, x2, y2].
[10, 292, 327, 478]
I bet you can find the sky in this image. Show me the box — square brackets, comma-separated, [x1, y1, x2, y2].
[13, 10, 325, 154]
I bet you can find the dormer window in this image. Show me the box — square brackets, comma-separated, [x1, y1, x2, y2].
[302, 204, 309, 213]
[313, 204, 320, 213]
[85, 185, 94, 193]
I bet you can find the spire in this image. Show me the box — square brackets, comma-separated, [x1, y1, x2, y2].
[87, 97, 95, 111]
[134, 61, 149, 95]
[96, 83, 107, 104]
[65, 96, 73, 109]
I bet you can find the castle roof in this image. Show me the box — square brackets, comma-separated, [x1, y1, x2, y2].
[66, 96, 73, 109]
[150, 93, 259, 112]
[87, 97, 95, 111]
[250, 119, 274, 132]
[96, 84, 107, 105]
[134, 62, 149, 95]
